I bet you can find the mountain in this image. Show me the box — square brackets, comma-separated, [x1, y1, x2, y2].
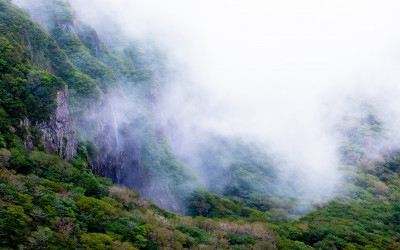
[6, 0, 197, 213]
[1, 0, 400, 249]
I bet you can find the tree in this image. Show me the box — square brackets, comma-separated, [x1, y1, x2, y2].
[80, 233, 114, 249]
[4, 206, 32, 245]
[26, 226, 55, 249]
[0, 148, 11, 168]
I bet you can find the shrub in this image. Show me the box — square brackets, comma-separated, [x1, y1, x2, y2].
[175, 225, 210, 244]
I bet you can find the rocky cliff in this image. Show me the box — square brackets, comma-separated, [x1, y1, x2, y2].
[21, 86, 77, 161]
[36, 86, 77, 161]
[11, 0, 194, 212]
[77, 93, 148, 190]
[75, 88, 188, 212]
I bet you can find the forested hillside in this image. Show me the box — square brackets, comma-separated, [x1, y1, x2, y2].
[1, 0, 400, 249]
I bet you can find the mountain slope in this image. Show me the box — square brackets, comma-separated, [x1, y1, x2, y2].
[11, 0, 198, 212]
[1, 0, 400, 249]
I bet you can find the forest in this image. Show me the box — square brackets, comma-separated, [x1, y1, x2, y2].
[1, 0, 400, 249]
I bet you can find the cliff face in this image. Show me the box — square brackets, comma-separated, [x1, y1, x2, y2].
[36, 86, 77, 161]
[81, 94, 126, 177]
[78, 93, 147, 189]
[11, 0, 194, 212]
[20, 86, 77, 161]
[76, 89, 186, 212]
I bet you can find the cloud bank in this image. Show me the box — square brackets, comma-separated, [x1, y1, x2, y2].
[27, 0, 400, 203]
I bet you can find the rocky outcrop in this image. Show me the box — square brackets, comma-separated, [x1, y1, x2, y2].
[81, 94, 125, 176]
[77, 93, 147, 189]
[35, 86, 77, 161]
[19, 86, 77, 161]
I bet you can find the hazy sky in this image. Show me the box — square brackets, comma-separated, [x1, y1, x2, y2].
[67, 0, 400, 197]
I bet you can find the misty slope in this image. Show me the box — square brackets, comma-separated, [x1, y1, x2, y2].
[11, 0, 198, 212]
[1, 0, 400, 249]
[10, 0, 305, 217]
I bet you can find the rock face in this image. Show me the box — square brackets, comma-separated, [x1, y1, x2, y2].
[82, 94, 125, 177]
[36, 86, 77, 161]
[78, 93, 147, 189]
[76, 91, 186, 212]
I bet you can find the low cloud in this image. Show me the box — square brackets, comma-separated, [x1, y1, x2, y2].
[16, 0, 400, 207]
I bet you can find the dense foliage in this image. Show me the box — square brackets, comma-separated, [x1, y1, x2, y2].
[0, 3, 65, 126]
[2, 0, 400, 249]
[3, 109, 400, 249]
[0, 137, 278, 249]
[0, 0, 99, 119]
[184, 137, 304, 221]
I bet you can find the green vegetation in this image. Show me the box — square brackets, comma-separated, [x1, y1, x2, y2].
[0, 0, 99, 120]
[140, 128, 197, 194]
[270, 109, 400, 249]
[0, 30, 64, 125]
[2, 0, 400, 249]
[0, 137, 278, 249]
[180, 108, 400, 248]
[46, 0, 118, 91]
[3, 0, 195, 215]
[185, 137, 301, 221]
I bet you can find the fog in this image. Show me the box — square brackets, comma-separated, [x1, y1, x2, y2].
[14, 0, 400, 210]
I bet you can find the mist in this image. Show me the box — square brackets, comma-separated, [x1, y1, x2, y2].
[13, 0, 400, 212]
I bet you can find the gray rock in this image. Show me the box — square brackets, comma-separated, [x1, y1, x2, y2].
[35, 86, 77, 161]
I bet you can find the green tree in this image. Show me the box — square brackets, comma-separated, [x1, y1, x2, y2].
[4, 206, 32, 245]
[80, 233, 113, 249]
